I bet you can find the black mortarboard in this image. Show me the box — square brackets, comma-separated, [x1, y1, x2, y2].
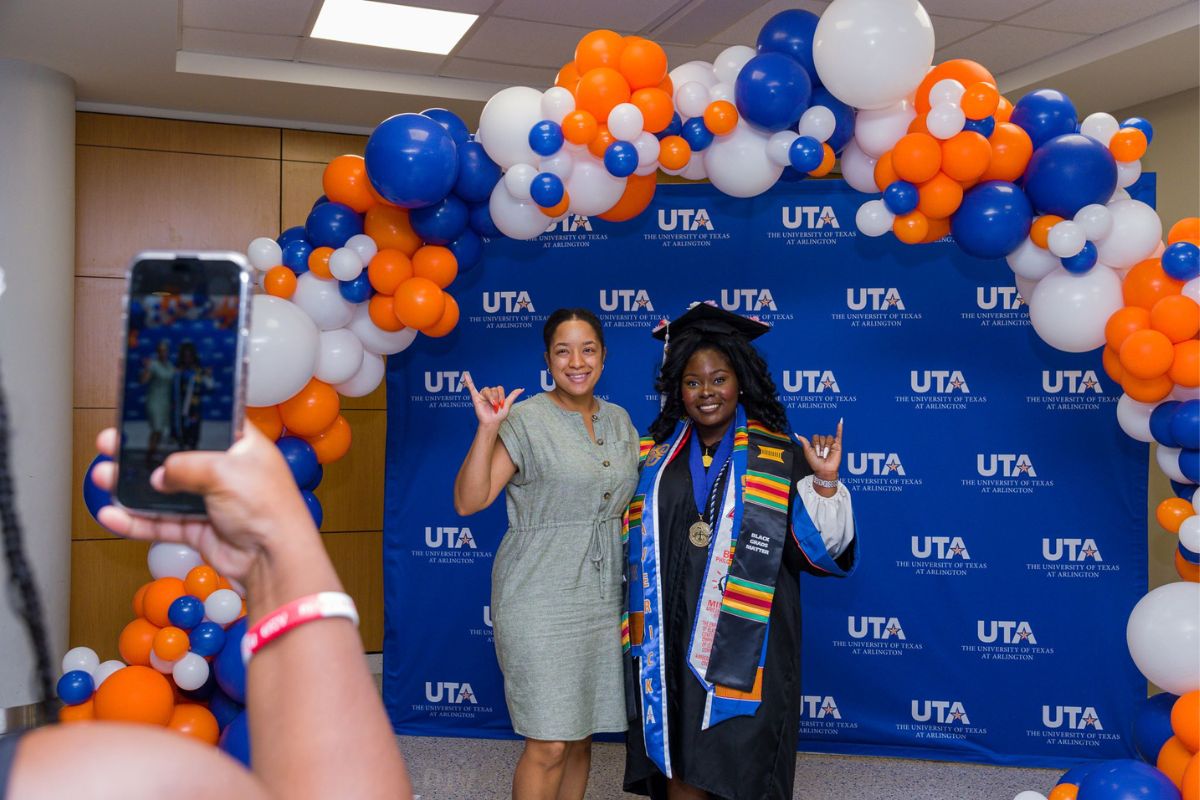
[651, 301, 771, 342]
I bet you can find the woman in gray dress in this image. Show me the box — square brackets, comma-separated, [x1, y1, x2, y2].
[454, 308, 639, 800]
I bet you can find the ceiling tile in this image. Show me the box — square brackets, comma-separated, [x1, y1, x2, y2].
[455, 16, 591, 68]
[298, 37, 446, 73]
[712, 0, 829, 46]
[492, 0, 679, 33]
[929, 15, 991, 48]
[377, 0, 496, 12]
[181, 0, 315, 37]
[936, 24, 1089, 74]
[440, 57, 556, 87]
[181, 27, 302, 60]
[1006, 0, 1192, 34]
[919, 0, 1046, 22]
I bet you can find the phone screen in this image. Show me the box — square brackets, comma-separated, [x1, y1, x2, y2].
[116, 255, 248, 515]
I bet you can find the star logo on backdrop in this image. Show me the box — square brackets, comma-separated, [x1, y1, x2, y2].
[1016, 461, 1032, 474]
[1082, 713, 1099, 728]
[884, 292, 902, 308]
[1017, 627, 1033, 642]
[886, 459, 902, 473]
[820, 212, 837, 226]
[758, 296, 773, 309]
[822, 377, 837, 390]
[1014, 293, 1027, 308]
[459, 687, 475, 703]
[820, 701, 837, 718]
[517, 298, 533, 311]
[636, 296, 651, 309]
[1082, 545, 1098, 559]
[886, 624, 902, 637]
[1082, 377, 1098, 390]
[460, 531, 476, 548]
[950, 544, 965, 556]
[950, 377, 965, 390]
[951, 709, 966, 722]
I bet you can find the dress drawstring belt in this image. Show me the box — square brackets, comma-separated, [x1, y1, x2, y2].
[588, 516, 620, 598]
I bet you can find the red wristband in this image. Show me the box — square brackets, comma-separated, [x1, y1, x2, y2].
[241, 592, 359, 664]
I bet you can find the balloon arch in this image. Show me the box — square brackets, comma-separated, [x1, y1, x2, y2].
[72, 1, 1199, 795]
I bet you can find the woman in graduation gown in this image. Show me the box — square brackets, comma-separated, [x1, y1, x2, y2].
[623, 303, 858, 800]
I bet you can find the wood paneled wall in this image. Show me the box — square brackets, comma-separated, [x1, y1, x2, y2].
[71, 113, 386, 656]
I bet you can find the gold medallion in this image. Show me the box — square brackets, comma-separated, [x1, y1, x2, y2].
[689, 521, 712, 548]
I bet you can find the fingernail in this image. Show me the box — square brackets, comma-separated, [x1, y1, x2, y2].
[150, 466, 165, 486]
[838, 417, 844, 426]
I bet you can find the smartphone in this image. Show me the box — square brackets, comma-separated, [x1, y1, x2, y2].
[115, 251, 252, 516]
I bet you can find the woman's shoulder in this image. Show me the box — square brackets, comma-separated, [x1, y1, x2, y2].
[598, 398, 635, 425]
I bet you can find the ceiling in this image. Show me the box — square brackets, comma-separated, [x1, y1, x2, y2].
[0, 0, 1196, 134]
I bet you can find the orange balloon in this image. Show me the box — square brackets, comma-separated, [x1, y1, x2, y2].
[184, 565, 219, 601]
[1184, 753, 1200, 800]
[216, 576, 233, 593]
[632, 88, 674, 133]
[555, 61, 580, 93]
[1110, 128, 1148, 162]
[907, 114, 930, 136]
[540, 192, 570, 217]
[132, 581, 151, 618]
[810, 143, 836, 178]
[588, 124, 616, 159]
[279, 378, 340, 437]
[921, 217, 951, 243]
[893, 211, 930, 245]
[619, 36, 668, 90]
[995, 96, 1014, 123]
[263, 266, 297, 298]
[423, 294, 460, 338]
[599, 172, 657, 222]
[1177, 549, 1200, 582]
[575, 29, 625, 74]
[1120, 329, 1175, 378]
[412, 245, 458, 289]
[658, 136, 692, 171]
[59, 698, 95, 723]
[1122, 372, 1174, 403]
[1124, 258, 1185, 310]
[1169, 218, 1200, 245]
[1170, 340, 1200, 387]
[562, 110, 599, 145]
[153, 626, 190, 661]
[980, 122, 1033, 183]
[1151, 295, 1200, 343]
[1030, 215, 1064, 250]
[1174, 692, 1200, 752]
[245, 404, 283, 441]
[1102, 346, 1125, 383]
[143, 577, 186, 628]
[915, 59, 996, 114]
[1157, 498, 1196, 534]
[368, 294, 406, 332]
[874, 151, 899, 192]
[322, 154, 376, 213]
[364, 205, 421, 256]
[169, 703, 220, 746]
[93, 665, 174, 726]
[308, 246, 334, 280]
[367, 249, 414, 295]
[394, 277, 446, 330]
[657, 74, 674, 96]
[576, 67, 631, 123]
[1105, 306, 1151, 350]
[891, 133, 942, 184]
[961, 82, 1000, 120]
[703, 101, 738, 136]
[940, 131, 991, 182]
[305, 414, 352, 465]
[1160, 736, 1192, 789]
[1048, 784, 1078, 800]
[917, 173, 964, 220]
[118, 617, 160, 666]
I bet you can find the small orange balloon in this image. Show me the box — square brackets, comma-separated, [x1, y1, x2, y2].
[423, 294, 460, 338]
[980, 122, 1033, 183]
[940, 131, 991, 182]
[907, 114, 930, 136]
[1170, 340, 1199, 387]
[118, 617, 160, 666]
[809, 143, 836, 178]
[93, 665, 174, 726]
[915, 59, 996, 114]
[143, 577, 186, 628]
[892, 133, 942, 184]
[1030, 215, 1064, 250]
[1168, 218, 1200, 245]
[323, 154, 376, 213]
[588, 124, 616, 159]
[279, 379, 340, 437]
[153, 626, 190, 661]
[412, 245, 458, 289]
[555, 61, 580, 93]
[245, 405, 283, 441]
[1047, 784, 1078, 800]
[1122, 372, 1174, 403]
[364, 205, 421, 256]
[874, 151, 899, 192]
[1110, 128, 1148, 162]
[184, 565, 219, 602]
[394, 277, 446, 330]
[169, 703, 220, 746]
[920, 217, 951, 243]
[893, 211, 930, 245]
[599, 172, 657, 222]
[1177, 549, 1200, 583]
[1120, 329, 1175, 379]
[308, 246, 334, 280]
[576, 67, 631, 123]
[562, 110, 599, 145]
[658, 136, 692, 171]
[1174, 692, 1200, 752]
[1124, 258, 1186, 310]
[631, 88, 674, 133]
[1150, 294, 1200, 343]
[917, 172, 964, 220]
[1157, 498, 1196, 534]
[703, 101, 738, 136]
[368, 294, 406, 332]
[618, 36, 668, 91]
[575, 29, 625, 74]
[1104, 306, 1152, 351]
[1159, 736, 1192, 789]
[305, 414, 352, 465]
[59, 698, 95, 723]
[216, 576, 234, 593]
[658, 74, 673, 96]
[367, 249, 414, 295]
[263, 266, 297, 298]
[540, 192, 570, 217]
[961, 81, 1000, 120]
[994, 96, 1014, 123]
[132, 581, 151, 618]
[1102, 346, 1125, 383]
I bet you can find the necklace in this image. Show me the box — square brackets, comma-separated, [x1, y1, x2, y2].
[699, 441, 717, 469]
[690, 456, 729, 548]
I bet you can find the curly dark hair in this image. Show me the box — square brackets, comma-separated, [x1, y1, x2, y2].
[648, 330, 789, 443]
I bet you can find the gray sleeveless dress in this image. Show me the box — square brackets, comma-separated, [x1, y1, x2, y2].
[494, 392, 639, 740]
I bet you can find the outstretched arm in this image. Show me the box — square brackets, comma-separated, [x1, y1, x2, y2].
[453, 374, 522, 515]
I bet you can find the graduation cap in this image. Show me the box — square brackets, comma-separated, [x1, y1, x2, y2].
[651, 301, 770, 343]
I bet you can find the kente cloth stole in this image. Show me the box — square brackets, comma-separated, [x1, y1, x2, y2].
[623, 406, 792, 778]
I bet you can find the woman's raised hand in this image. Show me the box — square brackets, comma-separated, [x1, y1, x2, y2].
[795, 417, 843, 479]
[463, 373, 523, 427]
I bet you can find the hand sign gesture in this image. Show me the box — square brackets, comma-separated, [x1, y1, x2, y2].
[463, 373, 523, 427]
[795, 417, 843, 479]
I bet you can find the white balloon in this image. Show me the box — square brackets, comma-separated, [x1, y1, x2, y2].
[149, 651, 177, 674]
[926, 102, 966, 140]
[503, 163, 538, 203]
[1173, 384, 1200, 402]
[1157, 446, 1188, 484]
[634, 162, 659, 177]
[675, 81, 710, 120]
[608, 103, 645, 141]
[766, 131, 800, 167]
[814, 0, 935, 110]
[633, 132, 660, 168]
[1109, 187, 1131, 203]
[93, 660, 124, 688]
[856, 200, 895, 237]
[246, 295, 319, 407]
[566, 157, 627, 215]
[713, 45, 756, 84]
[344, 233, 378, 266]
[1179, 516, 1200, 554]
[679, 156, 709, 181]
[1126, 582, 1200, 695]
[489, 180, 552, 239]
[540, 86, 575, 123]
[854, 99, 916, 158]
[1013, 793, 1048, 800]
[205, 588, 242, 626]
[1014, 275, 1040, 306]
[928, 79, 965, 106]
[539, 147, 576, 181]
[668, 61, 717, 91]
[1007, 237, 1061, 281]
[1073, 204, 1113, 241]
[797, 106, 836, 143]
[703, 121, 782, 198]
[1028, 265, 1124, 353]
[346, 302, 419, 356]
[172, 652, 211, 691]
[839, 139, 880, 194]
[328, 247, 364, 281]
[147, 542, 203, 581]
[1183, 277, 1200, 303]
[62, 646, 100, 677]
[1116, 158, 1142, 188]
[477, 86, 544, 170]
[1195, 486, 1200, 514]
[247, 237, 282, 271]
[1115, 394, 1156, 442]
[1080, 112, 1120, 146]
[1047, 221, 1086, 258]
[335, 350, 386, 397]
[709, 82, 735, 104]
[1097, 199, 1162, 270]
[292, 271, 356, 331]
[314, 328, 365, 385]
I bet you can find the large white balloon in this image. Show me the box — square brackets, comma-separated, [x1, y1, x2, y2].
[839, 139, 880, 194]
[335, 350, 386, 398]
[247, 295, 319, 407]
[62, 646, 100, 677]
[566, 158, 627, 216]
[1014, 275, 1040, 306]
[539, 146, 577, 181]
[489, 181, 552, 240]
[292, 272, 356, 331]
[1126, 582, 1200, 695]
[477, 86, 544, 170]
[709, 82, 735, 104]
[669, 61, 717, 91]
[1157, 446, 1188, 484]
[147, 542, 204, 580]
[1007, 237, 1061, 281]
[314, 328, 365, 385]
[703, 121, 783, 199]
[246, 237, 282, 271]
[814, 0, 935, 110]
[679, 156, 709, 181]
[713, 46, 756, 85]
[1115, 394, 1156, 442]
[1028, 266, 1124, 352]
[346, 303, 419, 356]
[853, 99, 917, 159]
[1073, 204, 1113, 241]
[1096, 199, 1163, 270]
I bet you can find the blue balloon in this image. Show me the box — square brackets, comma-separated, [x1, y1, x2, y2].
[213, 617, 248, 703]
[734, 52, 812, 132]
[453, 141, 501, 204]
[448, 229, 484, 274]
[277, 436, 321, 489]
[338, 273, 373, 304]
[83, 454, 112, 525]
[1170, 480, 1198, 500]
[951, 181, 1034, 260]
[681, 117, 713, 151]
[810, 88, 854, 153]
[656, 113, 683, 140]
[57, 670, 94, 705]
[303, 490, 323, 528]
[365, 113, 459, 208]
[884, 181, 919, 215]
[1122, 117, 1154, 144]
[1171, 400, 1200, 450]
[1023, 134, 1117, 218]
[1180, 448, 1200, 483]
[168, 594, 205, 630]
[209, 688, 243, 732]
[1132, 692, 1179, 763]
[1077, 758, 1181, 800]
[1011, 89, 1078, 149]
[528, 120, 564, 157]
[219, 710, 252, 767]
[276, 226, 307, 247]
[963, 116, 996, 138]
[189, 620, 227, 658]
[311, 195, 329, 210]
[530, 172, 564, 208]
[603, 141, 638, 178]
[1161, 242, 1199, 281]
[778, 166, 805, 183]
[468, 202, 503, 239]
[789, 136, 823, 172]
[1061, 240, 1098, 274]
[281, 239, 313, 274]
[756, 10, 820, 83]
[1150, 401, 1182, 447]
[411, 194, 469, 246]
[421, 108, 470, 145]
[305, 201, 363, 250]
[1057, 763, 1095, 786]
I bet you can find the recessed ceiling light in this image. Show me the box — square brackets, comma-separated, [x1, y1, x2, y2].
[311, 0, 478, 55]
